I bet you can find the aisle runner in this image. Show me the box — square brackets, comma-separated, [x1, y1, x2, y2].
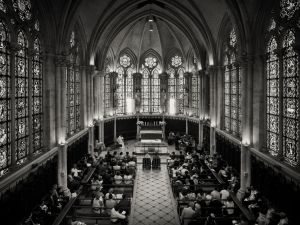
[130, 165, 180, 225]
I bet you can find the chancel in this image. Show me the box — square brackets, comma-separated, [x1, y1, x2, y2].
[0, 0, 299, 225]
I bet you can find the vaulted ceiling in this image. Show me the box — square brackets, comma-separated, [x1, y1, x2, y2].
[43, 0, 263, 68]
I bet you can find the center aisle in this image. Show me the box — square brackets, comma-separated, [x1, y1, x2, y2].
[129, 163, 180, 225]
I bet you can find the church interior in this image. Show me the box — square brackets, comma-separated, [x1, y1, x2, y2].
[0, 0, 299, 224]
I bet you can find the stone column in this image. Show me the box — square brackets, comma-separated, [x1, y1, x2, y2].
[114, 115, 117, 142]
[136, 115, 140, 140]
[198, 119, 203, 149]
[55, 55, 67, 143]
[238, 55, 254, 199]
[94, 75, 101, 118]
[88, 125, 94, 158]
[58, 143, 69, 191]
[209, 66, 217, 156]
[237, 143, 251, 200]
[185, 117, 188, 134]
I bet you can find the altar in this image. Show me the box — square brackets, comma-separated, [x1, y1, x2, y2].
[135, 120, 168, 154]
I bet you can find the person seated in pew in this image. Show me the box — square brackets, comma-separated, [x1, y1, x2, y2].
[124, 171, 133, 185]
[114, 171, 123, 185]
[111, 204, 127, 225]
[106, 193, 117, 215]
[222, 196, 235, 216]
[220, 185, 230, 200]
[92, 186, 104, 198]
[70, 163, 82, 180]
[210, 187, 221, 200]
[70, 216, 87, 225]
[92, 193, 104, 214]
[116, 194, 130, 216]
[180, 201, 195, 225]
[105, 188, 116, 200]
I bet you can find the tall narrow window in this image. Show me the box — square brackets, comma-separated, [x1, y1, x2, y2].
[223, 28, 241, 138]
[0, 21, 11, 176]
[167, 55, 184, 114]
[265, 0, 299, 166]
[32, 38, 43, 154]
[15, 31, 29, 165]
[115, 67, 124, 114]
[191, 73, 199, 116]
[66, 31, 81, 137]
[141, 55, 160, 113]
[266, 37, 280, 156]
[282, 30, 298, 165]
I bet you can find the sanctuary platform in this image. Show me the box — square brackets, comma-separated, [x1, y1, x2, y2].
[134, 141, 168, 155]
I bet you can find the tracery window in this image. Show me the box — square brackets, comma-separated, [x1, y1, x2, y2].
[223, 28, 241, 138]
[141, 55, 160, 113]
[266, 1, 299, 166]
[191, 73, 199, 115]
[167, 55, 185, 114]
[0, 0, 43, 177]
[0, 20, 11, 176]
[66, 31, 81, 137]
[15, 31, 29, 165]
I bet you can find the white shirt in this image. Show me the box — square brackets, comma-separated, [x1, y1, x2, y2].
[220, 189, 230, 200]
[111, 208, 126, 222]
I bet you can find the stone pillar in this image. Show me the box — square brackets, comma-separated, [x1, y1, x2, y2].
[209, 66, 217, 155]
[58, 143, 69, 191]
[55, 55, 67, 143]
[237, 143, 251, 200]
[136, 115, 140, 140]
[210, 126, 216, 156]
[94, 75, 101, 118]
[198, 120, 203, 149]
[238, 54, 254, 198]
[88, 125, 94, 158]
[114, 115, 117, 142]
[185, 117, 188, 134]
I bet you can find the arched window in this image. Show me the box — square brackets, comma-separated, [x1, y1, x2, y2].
[15, 30, 29, 165]
[167, 55, 185, 114]
[66, 31, 81, 137]
[0, 0, 43, 176]
[266, 0, 299, 166]
[141, 55, 160, 113]
[223, 28, 241, 138]
[191, 57, 199, 116]
[0, 20, 11, 176]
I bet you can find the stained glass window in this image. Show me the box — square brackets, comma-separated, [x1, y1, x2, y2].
[32, 38, 42, 154]
[141, 55, 160, 113]
[15, 31, 29, 165]
[126, 67, 134, 99]
[266, 37, 280, 156]
[266, 2, 299, 166]
[280, 0, 299, 19]
[191, 74, 199, 116]
[115, 67, 124, 114]
[282, 30, 298, 166]
[0, 0, 6, 12]
[0, 21, 10, 176]
[151, 68, 160, 113]
[167, 55, 185, 115]
[141, 68, 150, 113]
[12, 0, 32, 21]
[104, 73, 111, 114]
[66, 31, 81, 137]
[223, 28, 241, 138]
[177, 68, 185, 114]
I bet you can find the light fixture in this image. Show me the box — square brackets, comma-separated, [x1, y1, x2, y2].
[149, 21, 154, 32]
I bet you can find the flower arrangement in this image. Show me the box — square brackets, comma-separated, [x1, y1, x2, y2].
[159, 121, 166, 126]
[136, 121, 144, 126]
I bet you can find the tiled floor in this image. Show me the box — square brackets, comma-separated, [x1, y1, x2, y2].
[130, 165, 180, 225]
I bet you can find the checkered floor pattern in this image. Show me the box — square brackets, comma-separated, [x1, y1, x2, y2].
[130, 165, 179, 225]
